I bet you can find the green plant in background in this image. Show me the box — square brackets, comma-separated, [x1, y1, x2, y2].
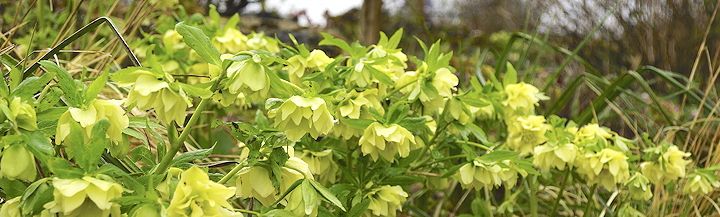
[1, 1, 720, 217]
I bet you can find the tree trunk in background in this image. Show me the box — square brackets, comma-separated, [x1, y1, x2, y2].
[361, 0, 382, 45]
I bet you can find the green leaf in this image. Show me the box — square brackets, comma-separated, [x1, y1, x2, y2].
[386, 28, 403, 49]
[123, 128, 148, 145]
[510, 158, 540, 175]
[84, 70, 109, 104]
[271, 178, 304, 207]
[11, 72, 55, 101]
[503, 62, 517, 87]
[25, 130, 54, 163]
[310, 179, 347, 211]
[175, 22, 222, 66]
[71, 118, 110, 173]
[130, 146, 156, 166]
[170, 146, 215, 167]
[478, 150, 519, 162]
[20, 179, 53, 216]
[128, 116, 165, 129]
[267, 69, 303, 98]
[366, 64, 394, 86]
[270, 147, 290, 167]
[441, 162, 467, 178]
[340, 119, 375, 130]
[48, 158, 84, 179]
[111, 196, 156, 206]
[380, 174, 424, 186]
[0, 177, 27, 198]
[177, 83, 213, 99]
[39, 61, 82, 107]
[302, 180, 318, 214]
[397, 117, 428, 131]
[346, 199, 370, 217]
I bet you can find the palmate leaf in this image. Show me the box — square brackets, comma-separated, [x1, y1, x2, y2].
[175, 22, 222, 66]
[39, 61, 82, 107]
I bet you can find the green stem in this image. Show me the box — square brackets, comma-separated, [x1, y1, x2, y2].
[152, 97, 213, 175]
[218, 159, 247, 184]
[234, 209, 261, 216]
[582, 184, 598, 217]
[529, 175, 538, 217]
[151, 64, 227, 175]
[550, 169, 572, 216]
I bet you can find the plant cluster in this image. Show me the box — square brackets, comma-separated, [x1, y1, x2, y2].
[0, 4, 719, 217]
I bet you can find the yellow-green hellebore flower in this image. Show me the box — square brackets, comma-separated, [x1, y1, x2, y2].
[498, 159, 528, 187]
[300, 149, 338, 184]
[641, 145, 691, 185]
[575, 148, 630, 189]
[396, 66, 459, 111]
[226, 55, 270, 101]
[533, 142, 577, 171]
[166, 166, 239, 217]
[131, 204, 164, 217]
[245, 32, 280, 53]
[366, 45, 408, 78]
[456, 158, 504, 190]
[284, 50, 334, 85]
[44, 176, 123, 217]
[473, 97, 495, 121]
[501, 82, 548, 115]
[56, 99, 130, 150]
[162, 29, 185, 50]
[338, 89, 384, 120]
[682, 173, 720, 196]
[574, 123, 613, 147]
[444, 97, 475, 125]
[9, 97, 38, 131]
[0, 196, 21, 217]
[625, 173, 653, 201]
[272, 96, 334, 141]
[347, 61, 375, 88]
[213, 28, 248, 54]
[0, 143, 36, 181]
[506, 115, 550, 156]
[364, 185, 408, 217]
[359, 122, 418, 162]
[156, 167, 184, 200]
[121, 70, 190, 126]
[235, 166, 277, 206]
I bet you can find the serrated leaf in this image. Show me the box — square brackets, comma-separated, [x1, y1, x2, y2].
[47, 158, 84, 179]
[170, 146, 215, 167]
[270, 147, 289, 166]
[39, 61, 82, 107]
[71, 118, 110, 173]
[84, 70, 109, 104]
[111, 196, 156, 206]
[310, 179, 346, 211]
[123, 128, 148, 145]
[267, 68, 303, 98]
[341, 119, 375, 130]
[175, 22, 221, 66]
[130, 146, 156, 166]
